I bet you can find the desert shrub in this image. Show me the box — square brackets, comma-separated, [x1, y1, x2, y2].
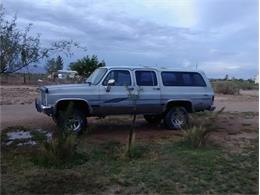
[183, 108, 224, 148]
[212, 81, 240, 95]
[32, 128, 83, 167]
[41, 130, 77, 164]
[183, 126, 209, 148]
[233, 79, 258, 90]
[33, 103, 86, 167]
[187, 108, 224, 129]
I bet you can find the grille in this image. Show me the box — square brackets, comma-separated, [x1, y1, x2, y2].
[41, 92, 46, 105]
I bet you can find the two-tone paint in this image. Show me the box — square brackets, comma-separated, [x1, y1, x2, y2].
[35, 66, 215, 117]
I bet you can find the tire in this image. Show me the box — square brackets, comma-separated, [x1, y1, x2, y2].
[164, 107, 188, 130]
[56, 107, 87, 134]
[143, 114, 162, 124]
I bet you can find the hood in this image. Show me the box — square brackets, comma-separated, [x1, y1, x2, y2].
[42, 83, 95, 95]
[44, 83, 88, 91]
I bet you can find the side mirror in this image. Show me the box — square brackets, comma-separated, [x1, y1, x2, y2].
[106, 79, 115, 92]
[107, 79, 115, 86]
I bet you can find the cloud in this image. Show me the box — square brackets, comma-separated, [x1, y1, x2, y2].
[2, 0, 258, 78]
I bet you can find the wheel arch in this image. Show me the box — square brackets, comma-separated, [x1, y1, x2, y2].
[164, 100, 193, 113]
[54, 98, 92, 117]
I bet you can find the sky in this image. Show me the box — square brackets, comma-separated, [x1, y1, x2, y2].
[2, 0, 259, 78]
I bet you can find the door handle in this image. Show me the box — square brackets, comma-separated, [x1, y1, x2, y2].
[153, 87, 160, 90]
[127, 87, 134, 91]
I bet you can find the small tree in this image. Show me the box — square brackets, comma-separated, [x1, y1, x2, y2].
[45, 55, 64, 80]
[126, 86, 143, 157]
[69, 55, 105, 78]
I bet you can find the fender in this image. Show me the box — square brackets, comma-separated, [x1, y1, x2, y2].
[54, 98, 93, 115]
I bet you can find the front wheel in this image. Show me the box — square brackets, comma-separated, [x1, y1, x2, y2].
[164, 107, 188, 130]
[56, 108, 87, 134]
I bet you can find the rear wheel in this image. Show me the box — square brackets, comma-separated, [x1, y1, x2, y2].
[164, 107, 188, 130]
[143, 114, 162, 124]
[56, 108, 87, 134]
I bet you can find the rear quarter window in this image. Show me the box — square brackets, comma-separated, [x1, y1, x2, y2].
[161, 72, 206, 87]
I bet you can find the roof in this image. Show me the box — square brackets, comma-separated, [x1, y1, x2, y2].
[104, 65, 204, 73]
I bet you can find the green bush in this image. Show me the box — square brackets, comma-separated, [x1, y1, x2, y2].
[32, 129, 79, 167]
[42, 130, 77, 163]
[212, 79, 258, 95]
[233, 80, 258, 90]
[183, 126, 209, 148]
[212, 81, 240, 95]
[183, 108, 224, 148]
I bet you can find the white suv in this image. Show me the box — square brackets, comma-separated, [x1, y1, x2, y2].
[35, 66, 215, 133]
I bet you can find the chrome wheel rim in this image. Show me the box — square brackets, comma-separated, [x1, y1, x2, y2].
[66, 117, 82, 132]
[171, 110, 186, 128]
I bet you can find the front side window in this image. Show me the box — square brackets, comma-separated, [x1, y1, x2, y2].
[161, 72, 206, 87]
[102, 70, 131, 86]
[135, 71, 158, 86]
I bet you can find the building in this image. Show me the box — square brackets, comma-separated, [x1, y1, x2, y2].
[57, 70, 78, 79]
[255, 74, 259, 84]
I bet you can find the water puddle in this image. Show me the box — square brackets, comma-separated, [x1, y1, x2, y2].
[3, 129, 52, 147]
[7, 131, 32, 140]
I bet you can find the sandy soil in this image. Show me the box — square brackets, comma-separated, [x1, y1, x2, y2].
[209, 112, 258, 153]
[0, 103, 54, 130]
[214, 90, 258, 112]
[0, 85, 38, 105]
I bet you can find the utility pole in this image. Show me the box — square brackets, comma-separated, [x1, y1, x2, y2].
[195, 63, 198, 70]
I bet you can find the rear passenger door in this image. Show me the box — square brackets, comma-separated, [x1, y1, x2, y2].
[134, 70, 162, 114]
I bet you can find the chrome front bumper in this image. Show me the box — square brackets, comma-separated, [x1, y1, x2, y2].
[35, 99, 53, 116]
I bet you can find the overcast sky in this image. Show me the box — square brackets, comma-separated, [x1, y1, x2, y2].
[3, 0, 259, 78]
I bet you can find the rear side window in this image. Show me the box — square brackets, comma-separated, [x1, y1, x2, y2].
[103, 70, 131, 86]
[135, 71, 158, 86]
[161, 72, 206, 87]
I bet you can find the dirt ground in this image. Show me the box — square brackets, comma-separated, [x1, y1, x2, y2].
[214, 90, 258, 112]
[0, 85, 38, 105]
[0, 85, 258, 152]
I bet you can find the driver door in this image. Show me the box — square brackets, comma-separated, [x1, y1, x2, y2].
[100, 69, 134, 115]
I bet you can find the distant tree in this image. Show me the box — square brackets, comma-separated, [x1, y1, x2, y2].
[224, 74, 229, 80]
[248, 78, 254, 83]
[45, 55, 63, 74]
[69, 55, 105, 77]
[56, 56, 63, 70]
[0, 6, 86, 74]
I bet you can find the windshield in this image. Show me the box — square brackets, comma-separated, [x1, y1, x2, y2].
[86, 68, 107, 85]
